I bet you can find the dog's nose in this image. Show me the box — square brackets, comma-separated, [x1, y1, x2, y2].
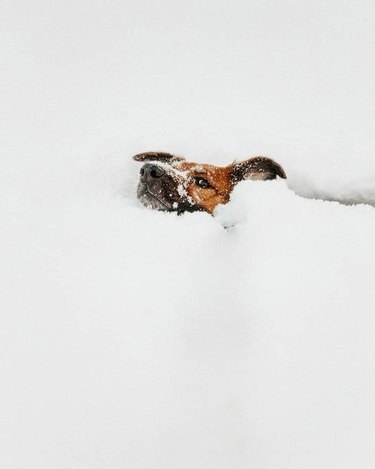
[140, 164, 165, 179]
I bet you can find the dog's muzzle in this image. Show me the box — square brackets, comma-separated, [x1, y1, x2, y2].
[137, 163, 171, 210]
[136, 163, 201, 213]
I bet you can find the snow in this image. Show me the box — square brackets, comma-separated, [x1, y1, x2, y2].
[1, 0, 375, 467]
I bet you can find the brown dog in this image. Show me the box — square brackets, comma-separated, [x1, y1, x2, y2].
[133, 152, 286, 214]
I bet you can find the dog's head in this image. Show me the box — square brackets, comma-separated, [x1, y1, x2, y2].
[133, 151, 286, 214]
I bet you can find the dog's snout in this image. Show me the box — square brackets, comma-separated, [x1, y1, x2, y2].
[140, 164, 165, 179]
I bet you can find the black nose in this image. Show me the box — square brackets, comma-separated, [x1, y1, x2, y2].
[140, 164, 165, 179]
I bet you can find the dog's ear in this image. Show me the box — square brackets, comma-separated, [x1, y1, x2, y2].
[132, 152, 185, 163]
[230, 157, 286, 184]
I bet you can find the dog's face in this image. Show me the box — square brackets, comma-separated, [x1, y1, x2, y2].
[133, 152, 286, 214]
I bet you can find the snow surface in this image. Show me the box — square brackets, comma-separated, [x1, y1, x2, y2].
[1, 0, 375, 468]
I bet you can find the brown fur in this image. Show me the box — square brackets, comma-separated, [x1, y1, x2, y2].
[133, 152, 286, 214]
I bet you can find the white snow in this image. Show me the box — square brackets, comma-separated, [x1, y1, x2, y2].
[1, 0, 375, 468]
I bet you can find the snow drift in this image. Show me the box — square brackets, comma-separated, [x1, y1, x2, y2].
[2, 153, 375, 468]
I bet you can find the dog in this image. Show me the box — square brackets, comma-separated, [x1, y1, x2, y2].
[133, 151, 286, 214]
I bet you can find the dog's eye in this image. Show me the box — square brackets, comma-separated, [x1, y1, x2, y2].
[140, 168, 144, 176]
[194, 177, 211, 189]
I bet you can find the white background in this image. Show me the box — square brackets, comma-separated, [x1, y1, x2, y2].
[1, 1, 375, 467]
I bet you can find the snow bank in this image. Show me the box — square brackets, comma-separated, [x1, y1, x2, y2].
[2, 153, 375, 468]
